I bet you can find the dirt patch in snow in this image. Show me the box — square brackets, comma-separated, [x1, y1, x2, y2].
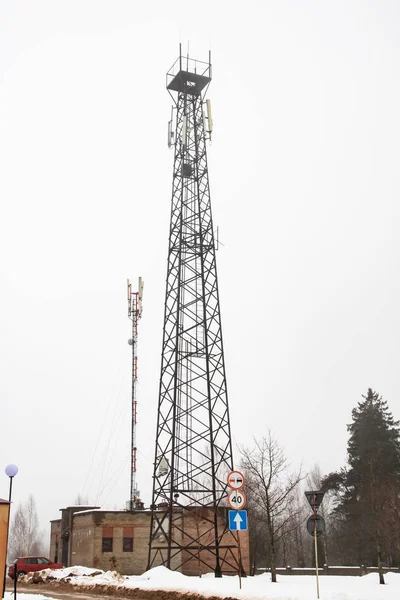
[12, 581, 238, 600]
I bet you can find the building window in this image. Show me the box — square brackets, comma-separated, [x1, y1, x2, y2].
[102, 526, 113, 552]
[123, 527, 133, 552]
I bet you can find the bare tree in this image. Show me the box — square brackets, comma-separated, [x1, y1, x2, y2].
[279, 489, 307, 568]
[240, 432, 303, 582]
[74, 493, 89, 505]
[8, 496, 46, 560]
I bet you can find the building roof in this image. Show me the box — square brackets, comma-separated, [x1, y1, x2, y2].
[60, 505, 100, 511]
[73, 508, 151, 516]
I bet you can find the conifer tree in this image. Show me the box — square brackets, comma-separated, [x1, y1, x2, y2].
[322, 389, 400, 582]
[347, 389, 400, 490]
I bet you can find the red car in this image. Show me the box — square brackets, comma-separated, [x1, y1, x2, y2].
[8, 556, 64, 579]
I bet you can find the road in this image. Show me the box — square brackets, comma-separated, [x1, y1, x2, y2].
[5, 581, 212, 600]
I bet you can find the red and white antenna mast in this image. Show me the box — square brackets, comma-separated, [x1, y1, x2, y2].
[127, 277, 144, 510]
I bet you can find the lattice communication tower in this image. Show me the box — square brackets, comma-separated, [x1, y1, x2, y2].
[127, 277, 144, 510]
[147, 47, 239, 576]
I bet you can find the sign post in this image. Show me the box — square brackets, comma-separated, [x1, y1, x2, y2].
[227, 471, 247, 589]
[305, 491, 325, 600]
[228, 511, 248, 589]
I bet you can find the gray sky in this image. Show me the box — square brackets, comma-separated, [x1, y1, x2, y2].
[1, 0, 400, 538]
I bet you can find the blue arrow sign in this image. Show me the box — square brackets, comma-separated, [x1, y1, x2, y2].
[229, 510, 248, 531]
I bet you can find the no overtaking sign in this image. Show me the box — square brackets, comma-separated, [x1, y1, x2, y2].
[227, 470, 245, 490]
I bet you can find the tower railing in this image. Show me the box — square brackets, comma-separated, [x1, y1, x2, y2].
[166, 54, 211, 86]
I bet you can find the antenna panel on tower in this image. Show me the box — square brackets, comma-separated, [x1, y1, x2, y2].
[206, 99, 213, 133]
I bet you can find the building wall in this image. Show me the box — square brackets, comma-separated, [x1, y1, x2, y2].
[72, 511, 151, 575]
[51, 508, 250, 577]
[57, 506, 99, 566]
[0, 502, 10, 596]
[180, 508, 250, 576]
[49, 520, 61, 564]
[147, 510, 182, 573]
[69, 513, 95, 567]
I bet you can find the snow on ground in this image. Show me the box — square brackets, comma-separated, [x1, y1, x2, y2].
[9, 566, 400, 600]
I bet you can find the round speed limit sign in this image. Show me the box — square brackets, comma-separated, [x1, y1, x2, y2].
[228, 489, 247, 510]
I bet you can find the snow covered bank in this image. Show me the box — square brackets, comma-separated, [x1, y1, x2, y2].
[14, 566, 400, 600]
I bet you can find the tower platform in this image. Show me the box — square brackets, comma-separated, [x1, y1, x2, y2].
[166, 53, 211, 95]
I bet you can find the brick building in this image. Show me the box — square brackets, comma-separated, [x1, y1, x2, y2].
[50, 505, 249, 576]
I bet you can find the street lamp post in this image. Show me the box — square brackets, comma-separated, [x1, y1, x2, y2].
[5, 466, 18, 503]
[4, 465, 18, 600]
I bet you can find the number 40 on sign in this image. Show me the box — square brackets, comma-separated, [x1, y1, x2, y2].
[228, 489, 246, 509]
